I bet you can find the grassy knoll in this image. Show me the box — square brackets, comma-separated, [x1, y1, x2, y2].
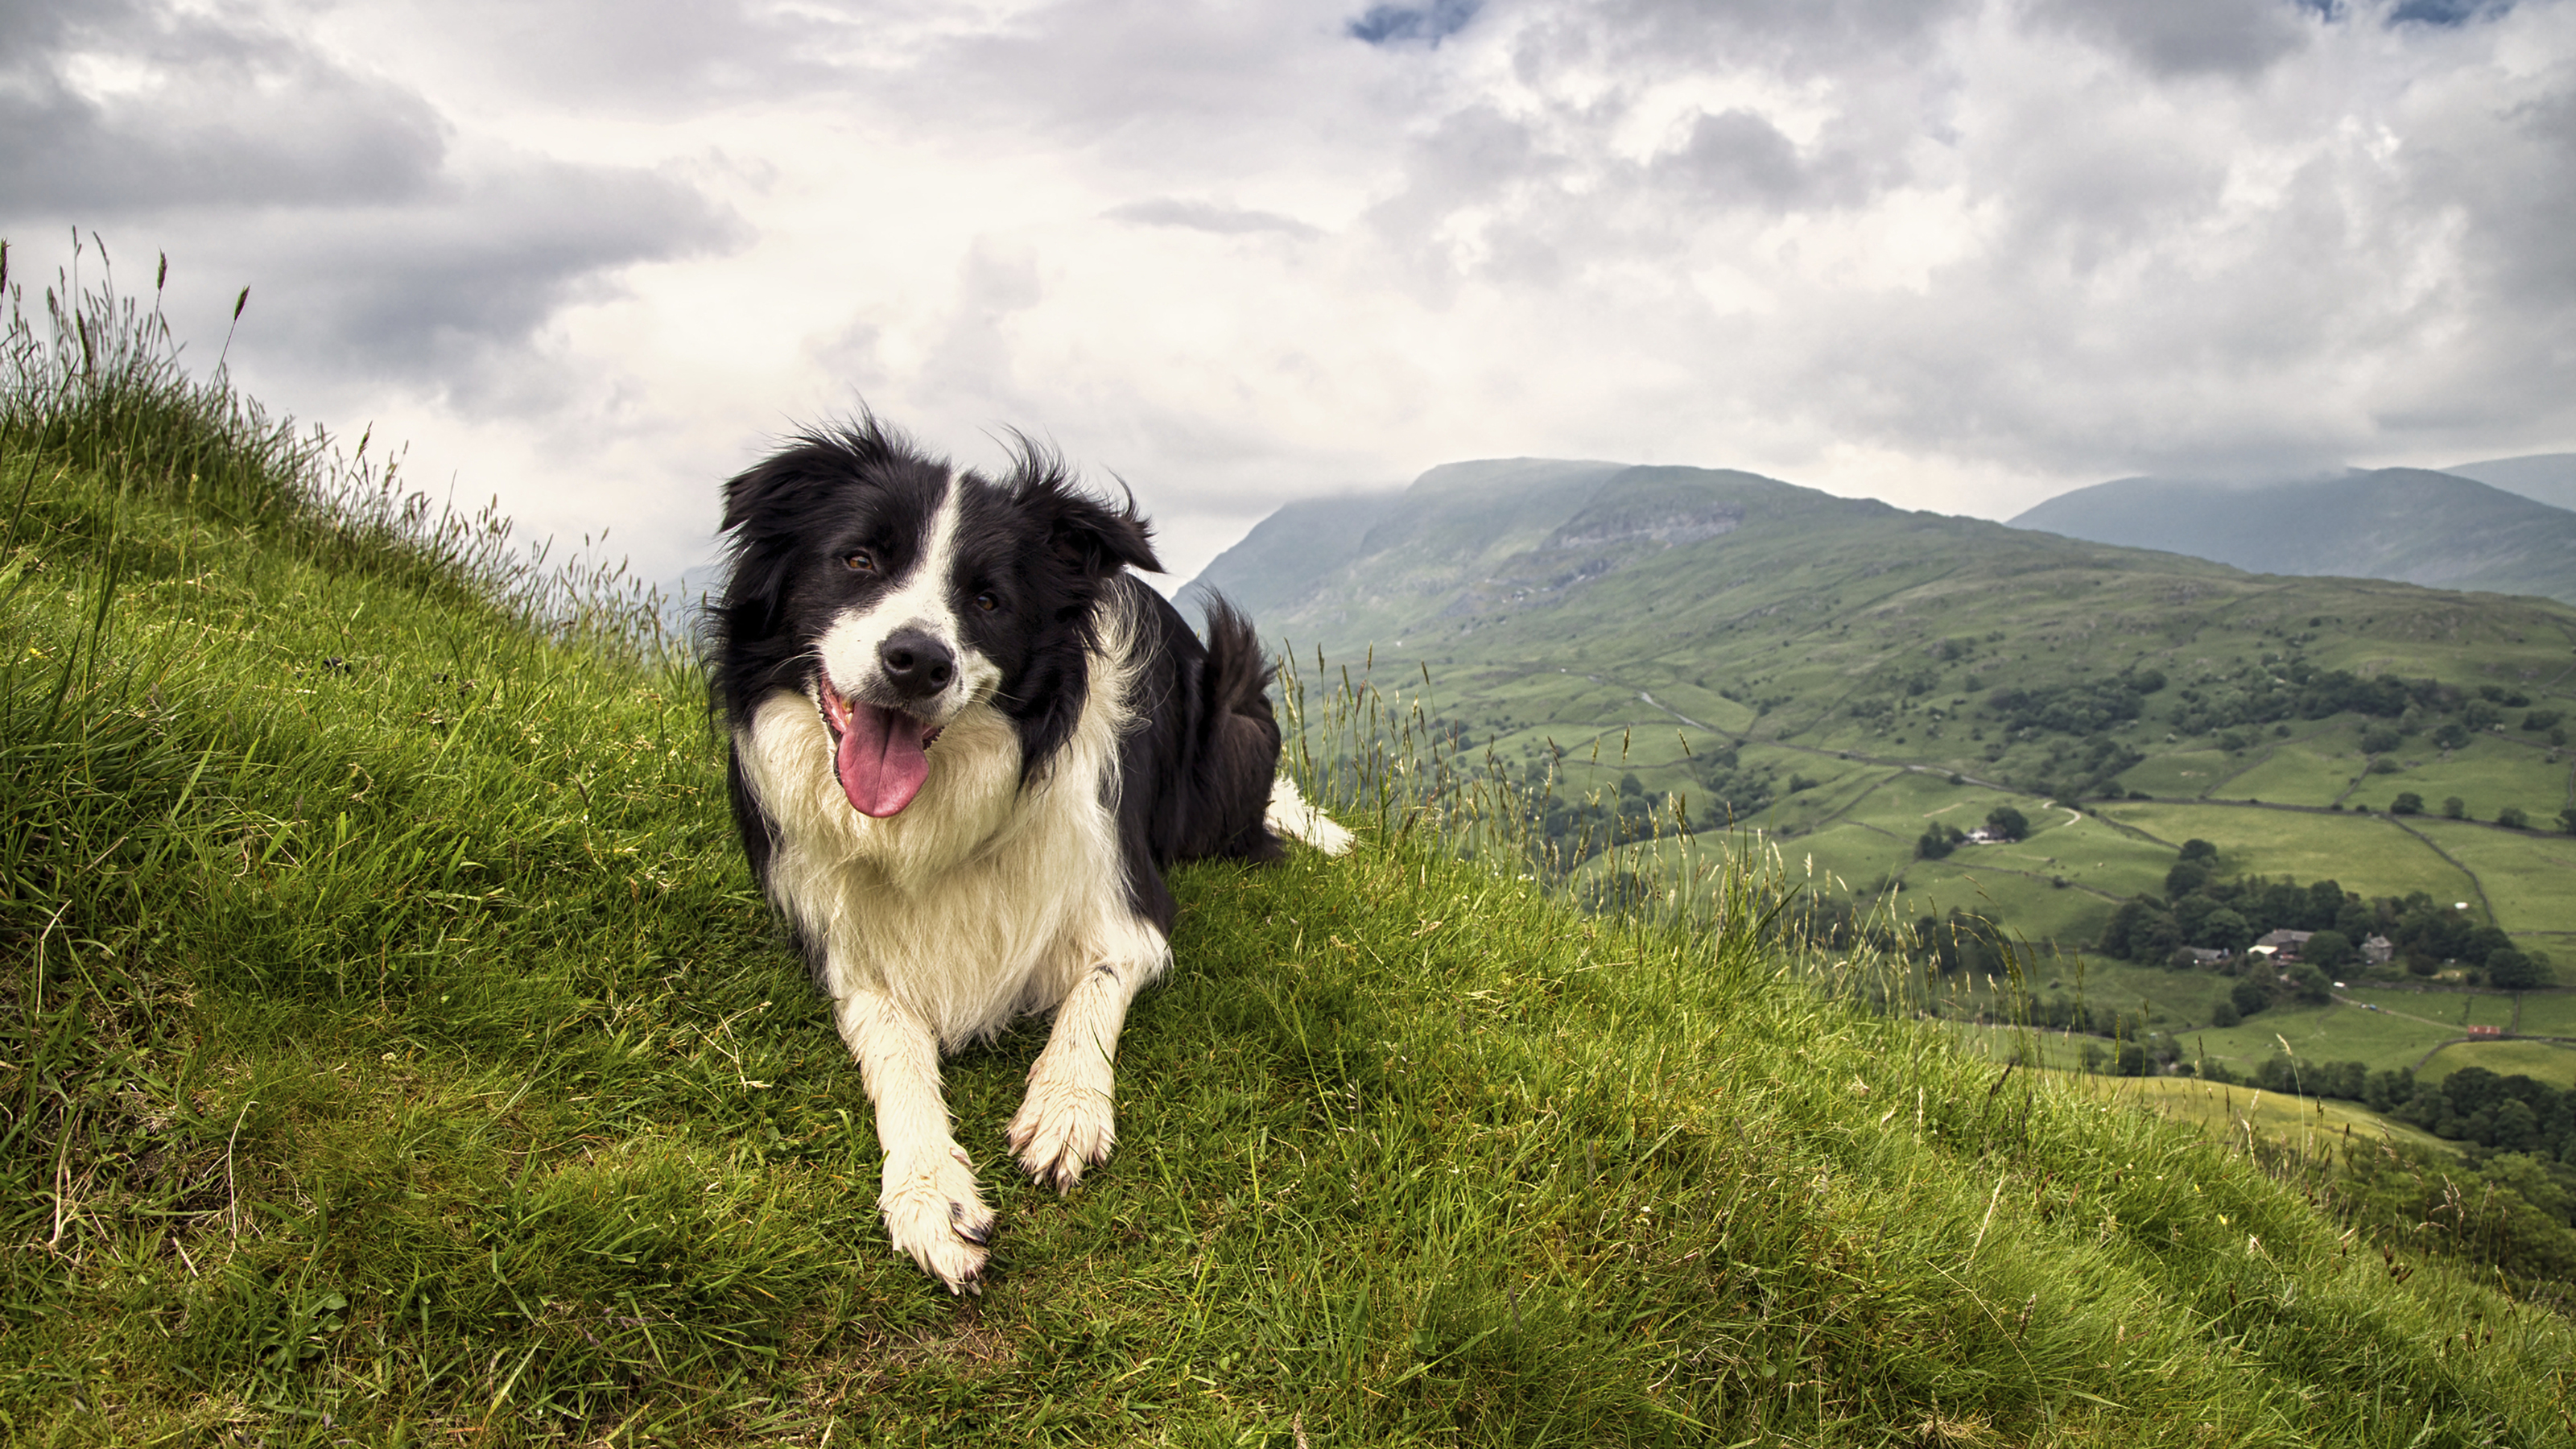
[18, 266, 2576, 1447]
[2341, 987, 2515, 1034]
[1936, 1036, 2457, 1155]
[2182, 1002, 2461, 1080]
[2417, 1040, 2576, 1088]
[2094, 1075, 2457, 1158]
[2116, 747, 2244, 799]
[2504, 992, 2576, 1035]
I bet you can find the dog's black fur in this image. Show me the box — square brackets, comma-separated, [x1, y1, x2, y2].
[704, 417, 1318, 1290]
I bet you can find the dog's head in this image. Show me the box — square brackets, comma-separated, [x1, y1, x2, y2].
[714, 417, 1159, 817]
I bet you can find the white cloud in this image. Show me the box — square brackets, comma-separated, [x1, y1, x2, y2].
[6, 0, 2574, 589]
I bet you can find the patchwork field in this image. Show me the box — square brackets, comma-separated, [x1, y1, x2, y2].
[2411, 817, 2576, 935]
[2364, 737, 2571, 822]
[2093, 800, 2480, 906]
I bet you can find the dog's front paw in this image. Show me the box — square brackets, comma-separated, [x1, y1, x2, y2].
[881, 1145, 995, 1293]
[1006, 1074, 1117, 1195]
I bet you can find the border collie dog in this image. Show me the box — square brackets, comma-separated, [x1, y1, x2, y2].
[711, 418, 1349, 1292]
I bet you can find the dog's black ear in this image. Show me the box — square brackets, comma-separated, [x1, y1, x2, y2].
[722, 415, 914, 535]
[1006, 436, 1162, 576]
[1049, 489, 1161, 576]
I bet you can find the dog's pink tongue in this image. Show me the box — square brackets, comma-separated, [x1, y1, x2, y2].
[835, 701, 932, 817]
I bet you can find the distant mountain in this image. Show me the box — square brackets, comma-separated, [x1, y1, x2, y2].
[1183, 458, 1628, 638]
[2008, 469, 2576, 606]
[1177, 490, 1399, 621]
[2445, 453, 2576, 515]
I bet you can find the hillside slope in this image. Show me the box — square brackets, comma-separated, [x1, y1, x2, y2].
[2009, 468, 2576, 605]
[14, 287, 2576, 1444]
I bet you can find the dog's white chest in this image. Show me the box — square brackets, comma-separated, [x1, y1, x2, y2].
[734, 677, 1148, 1046]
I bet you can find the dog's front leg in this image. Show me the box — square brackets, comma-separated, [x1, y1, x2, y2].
[837, 985, 994, 1293]
[1007, 935, 1166, 1193]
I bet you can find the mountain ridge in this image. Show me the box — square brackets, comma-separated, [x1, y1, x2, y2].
[2006, 467, 2576, 605]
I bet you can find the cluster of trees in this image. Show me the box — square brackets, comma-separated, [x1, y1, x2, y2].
[2388, 1066, 2576, 1155]
[1984, 668, 2165, 737]
[2020, 733, 2148, 802]
[2093, 846, 2552, 993]
[1901, 907, 2014, 976]
[2167, 660, 2560, 745]
[1682, 745, 1777, 826]
[2022, 994, 2151, 1046]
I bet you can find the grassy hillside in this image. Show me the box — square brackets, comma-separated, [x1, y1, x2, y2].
[14, 266, 2576, 1445]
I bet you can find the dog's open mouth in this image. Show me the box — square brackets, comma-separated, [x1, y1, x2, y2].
[819, 689, 945, 818]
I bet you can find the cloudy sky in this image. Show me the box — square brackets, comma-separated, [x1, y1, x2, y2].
[6, 0, 2574, 588]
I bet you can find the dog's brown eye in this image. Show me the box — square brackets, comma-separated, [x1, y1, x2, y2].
[974, 592, 998, 612]
[844, 549, 877, 574]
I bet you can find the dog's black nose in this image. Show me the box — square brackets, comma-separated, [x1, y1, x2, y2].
[879, 629, 956, 698]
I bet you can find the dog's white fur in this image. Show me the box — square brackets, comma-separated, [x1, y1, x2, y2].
[736, 595, 1166, 1287]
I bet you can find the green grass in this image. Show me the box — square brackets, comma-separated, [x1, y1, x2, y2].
[2341, 987, 2516, 1034]
[2219, 733, 2372, 808]
[2506, 993, 2576, 1035]
[2182, 1001, 2462, 1079]
[2116, 748, 2244, 799]
[15, 254, 2576, 1447]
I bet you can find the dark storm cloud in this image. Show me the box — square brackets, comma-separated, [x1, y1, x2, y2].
[230, 162, 741, 398]
[1649, 109, 1899, 210]
[2030, 0, 2319, 77]
[0, 0, 741, 399]
[0, 0, 444, 208]
[1658, 110, 1808, 204]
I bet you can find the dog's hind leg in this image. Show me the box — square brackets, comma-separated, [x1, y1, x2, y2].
[1007, 919, 1170, 1194]
[837, 985, 994, 1294]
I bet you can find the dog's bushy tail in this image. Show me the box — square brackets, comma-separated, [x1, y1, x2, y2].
[1199, 594, 1354, 857]
[1197, 594, 1276, 728]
